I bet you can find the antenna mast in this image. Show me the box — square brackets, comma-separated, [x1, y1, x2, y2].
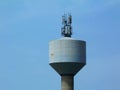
[61, 14, 72, 37]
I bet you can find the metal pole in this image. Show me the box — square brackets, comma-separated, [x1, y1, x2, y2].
[61, 76, 74, 90]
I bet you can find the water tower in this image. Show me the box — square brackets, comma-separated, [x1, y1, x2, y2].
[49, 14, 86, 90]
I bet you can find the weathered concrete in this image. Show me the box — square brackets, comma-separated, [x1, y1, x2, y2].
[61, 76, 74, 90]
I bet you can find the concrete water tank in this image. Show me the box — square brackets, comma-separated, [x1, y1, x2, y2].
[49, 37, 86, 76]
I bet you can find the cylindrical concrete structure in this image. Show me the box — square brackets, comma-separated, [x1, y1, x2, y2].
[49, 37, 86, 90]
[61, 76, 74, 90]
[49, 38, 86, 63]
[49, 37, 86, 76]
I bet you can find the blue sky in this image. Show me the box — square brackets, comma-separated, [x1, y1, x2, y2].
[0, 0, 120, 90]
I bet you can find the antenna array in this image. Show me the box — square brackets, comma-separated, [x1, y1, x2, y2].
[61, 14, 72, 37]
